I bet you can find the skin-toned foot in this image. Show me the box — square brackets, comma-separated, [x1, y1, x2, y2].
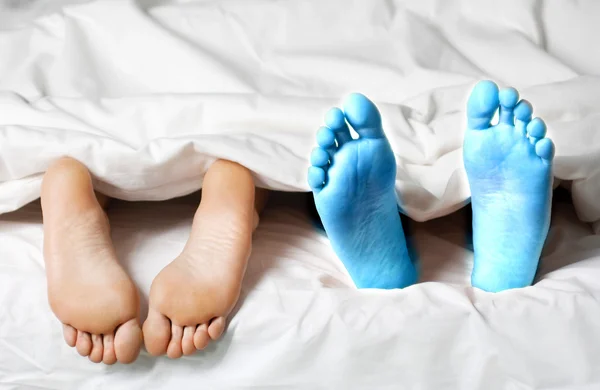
[41, 157, 142, 364]
[143, 160, 266, 358]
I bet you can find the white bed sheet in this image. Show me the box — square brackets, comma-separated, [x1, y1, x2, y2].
[1, 0, 600, 227]
[1, 0, 600, 389]
[1, 193, 600, 389]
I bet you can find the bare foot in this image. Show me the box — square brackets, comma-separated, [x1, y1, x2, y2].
[143, 160, 264, 358]
[41, 158, 142, 364]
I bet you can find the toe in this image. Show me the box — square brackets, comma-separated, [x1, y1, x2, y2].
[194, 324, 210, 350]
[325, 108, 352, 145]
[514, 99, 533, 122]
[342, 93, 384, 139]
[535, 138, 555, 161]
[102, 333, 117, 365]
[207, 317, 226, 340]
[499, 87, 519, 125]
[467, 80, 500, 130]
[513, 99, 533, 135]
[182, 326, 196, 356]
[316, 126, 336, 149]
[167, 324, 184, 359]
[310, 147, 330, 167]
[527, 118, 547, 143]
[63, 325, 77, 347]
[75, 331, 92, 357]
[143, 308, 171, 356]
[308, 166, 326, 191]
[114, 319, 142, 364]
[88, 334, 104, 363]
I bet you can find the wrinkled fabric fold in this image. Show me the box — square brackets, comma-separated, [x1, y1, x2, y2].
[1, 0, 599, 224]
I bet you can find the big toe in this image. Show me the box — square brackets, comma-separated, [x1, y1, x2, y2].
[113, 319, 142, 364]
[342, 93, 384, 139]
[143, 308, 171, 356]
[467, 80, 500, 130]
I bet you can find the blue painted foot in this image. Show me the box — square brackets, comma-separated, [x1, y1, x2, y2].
[308, 94, 416, 289]
[464, 80, 555, 292]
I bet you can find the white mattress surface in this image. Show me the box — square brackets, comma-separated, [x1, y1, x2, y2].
[1, 193, 600, 389]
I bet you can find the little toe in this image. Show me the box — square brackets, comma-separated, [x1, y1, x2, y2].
[342, 93, 384, 139]
[167, 324, 184, 359]
[316, 126, 336, 150]
[308, 166, 326, 191]
[63, 325, 77, 347]
[527, 118, 547, 144]
[207, 317, 226, 340]
[76, 331, 92, 357]
[143, 308, 171, 356]
[88, 334, 104, 363]
[467, 80, 500, 130]
[182, 326, 196, 356]
[310, 147, 330, 167]
[325, 108, 352, 145]
[513, 99, 533, 135]
[499, 87, 519, 125]
[102, 333, 117, 365]
[194, 324, 210, 350]
[114, 319, 142, 364]
[535, 138, 555, 161]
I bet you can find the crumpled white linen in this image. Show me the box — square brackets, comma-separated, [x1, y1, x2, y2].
[0, 0, 599, 227]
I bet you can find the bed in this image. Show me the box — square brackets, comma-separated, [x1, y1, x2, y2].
[1, 0, 600, 389]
